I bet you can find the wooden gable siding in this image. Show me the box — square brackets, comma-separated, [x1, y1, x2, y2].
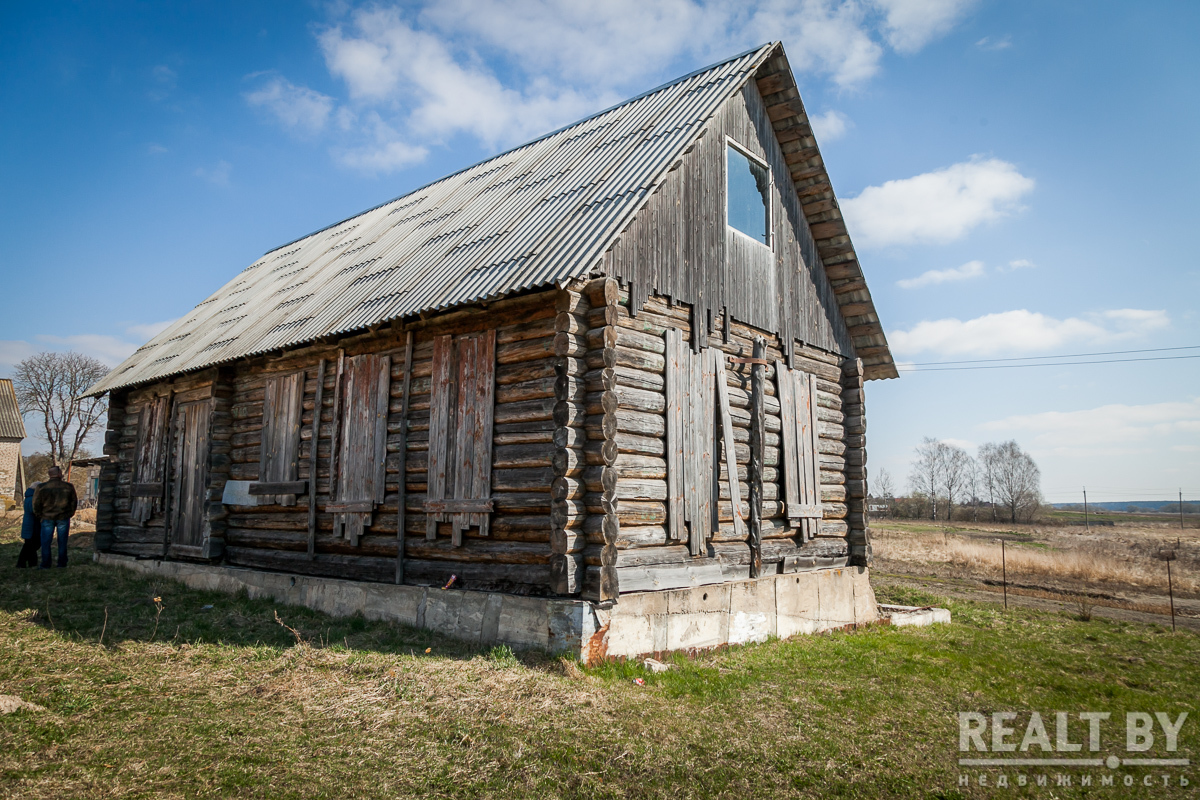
[577, 279, 864, 600]
[603, 80, 853, 360]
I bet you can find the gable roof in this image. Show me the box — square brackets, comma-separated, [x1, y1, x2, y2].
[88, 42, 893, 396]
[0, 379, 26, 440]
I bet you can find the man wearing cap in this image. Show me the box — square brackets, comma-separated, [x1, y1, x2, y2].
[32, 466, 78, 569]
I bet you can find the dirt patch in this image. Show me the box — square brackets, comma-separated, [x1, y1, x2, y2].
[0, 694, 46, 714]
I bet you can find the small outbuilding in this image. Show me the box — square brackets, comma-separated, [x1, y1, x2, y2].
[0, 378, 27, 511]
[86, 43, 897, 659]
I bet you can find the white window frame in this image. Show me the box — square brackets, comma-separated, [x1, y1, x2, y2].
[724, 136, 773, 251]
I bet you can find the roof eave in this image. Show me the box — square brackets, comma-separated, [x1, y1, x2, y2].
[752, 45, 898, 381]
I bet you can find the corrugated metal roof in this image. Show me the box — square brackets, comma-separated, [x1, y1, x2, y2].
[88, 43, 796, 396]
[0, 379, 26, 440]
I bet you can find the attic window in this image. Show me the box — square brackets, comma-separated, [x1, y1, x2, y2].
[726, 141, 771, 247]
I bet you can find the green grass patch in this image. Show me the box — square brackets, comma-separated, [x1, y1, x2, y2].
[0, 539, 1196, 798]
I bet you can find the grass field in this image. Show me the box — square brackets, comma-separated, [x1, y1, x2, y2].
[0, 531, 1196, 799]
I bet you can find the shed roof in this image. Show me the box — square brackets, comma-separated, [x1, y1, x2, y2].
[0, 379, 26, 440]
[89, 42, 894, 396]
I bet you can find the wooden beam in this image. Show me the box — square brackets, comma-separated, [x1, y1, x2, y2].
[747, 337, 765, 578]
[395, 331, 413, 584]
[307, 358, 325, 559]
[249, 481, 308, 496]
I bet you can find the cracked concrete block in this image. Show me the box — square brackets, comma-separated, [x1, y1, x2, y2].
[666, 612, 723, 651]
[666, 583, 730, 615]
[497, 595, 548, 649]
[851, 567, 879, 624]
[817, 569, 856, 627]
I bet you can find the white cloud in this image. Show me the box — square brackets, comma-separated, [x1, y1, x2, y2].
[745, 0, 885, 87]
[975, 35, 1012, 51]
[897, 259, 984, 289]
[843, 157, 1035, 248]
[245, 77, 335, 134]
[194, 160, 232, 186]
[124, 320, 177, 342]
[243, 1, 977, 172]
[0, 340, 38, 372]
[1002, 258, 1035, 271]
[869, 0, 976, 53]
[419, 0, 717, 88]
[0, 320, 177, 373]
[940, 437, 976, 450]
[336, 113, 430, 172]
[319, 6, 609, 150]
[809, 109, 850, 142]
[890, 308, 1169, 357]
[982, 397, 1200, 457]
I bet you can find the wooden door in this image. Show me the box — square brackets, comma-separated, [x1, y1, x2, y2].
[167, 398, 213, 554]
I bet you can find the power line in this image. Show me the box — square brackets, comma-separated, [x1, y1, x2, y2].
[905, 344, 1200, 367]
[896, 353, 1200, 372]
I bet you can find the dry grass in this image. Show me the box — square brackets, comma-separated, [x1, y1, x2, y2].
[873, 526, 1199, 597]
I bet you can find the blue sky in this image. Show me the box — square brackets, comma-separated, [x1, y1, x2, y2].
[1, 1, 1197, 504]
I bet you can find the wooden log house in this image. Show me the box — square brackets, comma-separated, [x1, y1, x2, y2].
[86, 42, 897, 609]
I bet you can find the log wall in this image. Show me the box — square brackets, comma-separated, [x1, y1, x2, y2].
[580, 282, 863, 595]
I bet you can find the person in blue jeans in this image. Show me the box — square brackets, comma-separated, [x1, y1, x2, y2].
[32, 466, 77, 569]
[16, 483, 42, 568]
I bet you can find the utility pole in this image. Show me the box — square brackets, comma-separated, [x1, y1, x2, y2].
[1083, 487, 1090, 532]
[1181, 489, 1186, 531]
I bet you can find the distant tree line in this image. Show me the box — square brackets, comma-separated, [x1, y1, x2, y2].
[869, 439, 1043, 523]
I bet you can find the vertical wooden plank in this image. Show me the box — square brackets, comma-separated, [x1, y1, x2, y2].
[160, 393, 177, 556]
[260, 372, 304, 506]
[473, 329, 496, 538]
[395, 333, 413, 583]
[284, 372, 303, 506]
[715, 351, 744, 540]
[747, 338, 766, 577]
[665, 327, 684, 541]
[426, 334, 453, 539]
[373, 355, 391, 506]
[795, 370, 818, 542]
[308, 359, 326, 559]
[328, 349, 345, 504]
[452, 336, 477, 546]
[684, 344, 701, 555]
[776, 361, 800, 521]
[699, 346, 716, 551]
[806, 372, 824, 536]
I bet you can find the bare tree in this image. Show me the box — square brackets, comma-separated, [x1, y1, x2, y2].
[941, 444, 972, 521]
[13, 351, 109, 469]
[979, 442, 1000, 521]
[874, 468, 895, 518]
[909, 437, 944, 521]
[964, 456, 981, 522]
[981, 440, 1042, 523]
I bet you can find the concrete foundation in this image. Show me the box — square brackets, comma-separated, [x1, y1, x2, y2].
[97, 553, 879, 663]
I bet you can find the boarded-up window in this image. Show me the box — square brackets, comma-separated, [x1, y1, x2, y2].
[328, 353, 391, 545]
[254, 372, 305, 506]
[167, 398, 212, 551]
[665, 329, 732, 556]
[423, 330, 496, 546]
[130, 393, 171, 525]
[776, 362, 823, 541]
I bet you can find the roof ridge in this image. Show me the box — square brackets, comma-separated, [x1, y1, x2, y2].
[264, 43, 776, 256]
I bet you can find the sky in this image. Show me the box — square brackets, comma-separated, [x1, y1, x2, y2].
[1, 1, 1198, 505]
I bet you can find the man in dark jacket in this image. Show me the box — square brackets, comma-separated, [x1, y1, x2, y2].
[33, 466, 77, 568]
[17, 484, 41, 568]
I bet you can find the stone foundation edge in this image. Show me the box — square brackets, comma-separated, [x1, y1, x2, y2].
[96, 553, 880, 664]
